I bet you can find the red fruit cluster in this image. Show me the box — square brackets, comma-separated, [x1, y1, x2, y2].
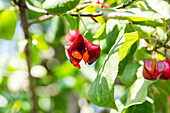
[143, 59, 170, 80]
[65, 32, 101, 69]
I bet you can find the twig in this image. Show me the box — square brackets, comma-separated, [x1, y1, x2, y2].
[79, 0, 92, 5]
[162, 19, 170, 30]
[17, 0, 38, 112]
[69, 12, 103, 17]
[29, 14, 54, 26]
[113, 0, 136, 9]
[26, 1, 103, 17]
[28, 12, 103, 25]
[26, 0, 135, 25]
[26, 0, 103, 25]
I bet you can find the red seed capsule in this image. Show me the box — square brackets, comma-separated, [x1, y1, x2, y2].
[143, 59, 165, 80]
[160, 59, 170, 80]
[65, 34, 101, 69]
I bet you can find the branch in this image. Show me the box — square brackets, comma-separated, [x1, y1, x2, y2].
[69, 12, 103, 17]
[17, 0, 38, 112]
[26, 1, 48, 14]
[26, 1, 103, 25]
[28, 12, 103, 25]
[26, 0, 135, 25]
[113, 0, 136, 9]
[26, 1, 103, 17]
[29, 14, 54, 26]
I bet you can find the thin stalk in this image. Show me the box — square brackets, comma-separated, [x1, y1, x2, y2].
[77, 13, 89, 36]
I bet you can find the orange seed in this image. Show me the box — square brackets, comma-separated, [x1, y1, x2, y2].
[72, 50, 82, 59]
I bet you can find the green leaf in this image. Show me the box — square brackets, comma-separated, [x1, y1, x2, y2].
[87, 38, 123, 110]
[126, 78, 153, 106]
[165, 80, 170, 95]
[93, 23, 106, 39]
[122, 100, 155, 113]
[27, 0, 44, 19]
[0, 10, 17, 40]
[156, 26, 166, 41]
[154, 88, 169, 113]
[133, 20, 163, 27]
[27, 0, 43, 8]
[110, 99, 125, 113]
[109, 8, 163, 26]
[117, 23, 138, 76]
[154, 80, 170, 95]
[134, 25, 155, 38]
[119, 31, 139, 61]
[121, 62, 140, 86]
[43, 0, 80, 14]
[83, 4, 100, 13]
[28, 10, 44, 20]
[100, 19, 127, 53]
[65, 14, 77, 30]
[95, 53, 107, 71]
[136, 1, 149, 10]
[134, 25, 155, 34]
[134, 47, 152, 61]
[118, 41, 138, 76]
[110, 10, 161, 21]
[146, 0, 170, 19]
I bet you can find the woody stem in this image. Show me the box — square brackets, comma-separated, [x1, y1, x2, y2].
[16, 0, 38, 112]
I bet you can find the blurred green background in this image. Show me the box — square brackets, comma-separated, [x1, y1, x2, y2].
[0, 0, 170, 113]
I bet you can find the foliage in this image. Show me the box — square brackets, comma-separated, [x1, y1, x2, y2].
[0, 0, 169, 113]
